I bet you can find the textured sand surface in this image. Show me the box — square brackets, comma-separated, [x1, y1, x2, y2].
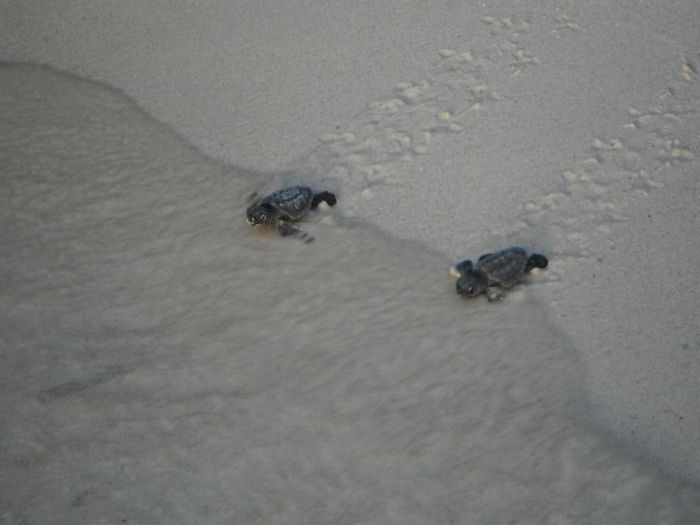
[2, 62, 699, 525]
[1, 0, 699, 522]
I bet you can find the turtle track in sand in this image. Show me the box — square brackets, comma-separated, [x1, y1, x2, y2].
[305, 11, 697, 266]
[302, 7, 700, 483]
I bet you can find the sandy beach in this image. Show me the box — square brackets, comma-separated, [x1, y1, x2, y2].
[1, 1, 699, 523]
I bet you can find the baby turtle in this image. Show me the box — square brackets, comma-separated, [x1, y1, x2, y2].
[246, 186, 337, 242]
[453, 246, 548, 301]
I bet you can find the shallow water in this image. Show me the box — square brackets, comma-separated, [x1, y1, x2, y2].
[2, 64, 699, 523]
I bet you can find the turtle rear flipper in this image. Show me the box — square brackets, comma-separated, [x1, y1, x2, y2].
[311, 191, 337, 209]
[526, 253, 548, 271]
[278, 220, 314, 243]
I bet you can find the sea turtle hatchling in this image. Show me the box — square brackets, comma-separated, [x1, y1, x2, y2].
[246, 186, 337, 242]
[452, 246, 548, 301]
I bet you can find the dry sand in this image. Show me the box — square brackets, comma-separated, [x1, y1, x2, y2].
[1, 1, 699, 523]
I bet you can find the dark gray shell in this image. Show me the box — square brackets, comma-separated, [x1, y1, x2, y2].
[259, 186, 314, 220]
[475, 247, 529, 288]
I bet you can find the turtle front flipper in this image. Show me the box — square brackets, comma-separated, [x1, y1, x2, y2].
[278, 220, 314, 243]
[486, 286, 506, 302]
[478, 253, 493, 262]
[311, 191, 337, 209]
[450, 259, 474, 278]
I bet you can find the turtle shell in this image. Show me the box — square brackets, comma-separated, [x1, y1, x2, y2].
[475, 247, 529, 288]
[261, 186, 314, 220]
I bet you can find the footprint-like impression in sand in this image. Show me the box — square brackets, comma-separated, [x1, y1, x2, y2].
[300, 11, 700, 483]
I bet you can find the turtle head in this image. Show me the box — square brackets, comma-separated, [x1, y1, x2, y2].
[526, 253, 548, 270]
[456, 269, 489, 298]
[246, 203, 277, 226]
